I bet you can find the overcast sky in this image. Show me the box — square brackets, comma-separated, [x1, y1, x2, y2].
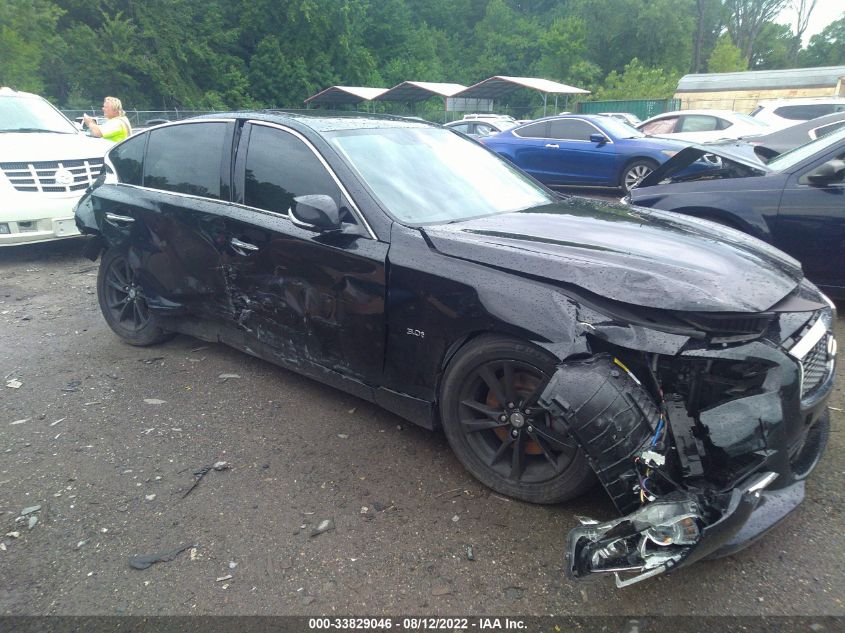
[776, 1, 843, 45]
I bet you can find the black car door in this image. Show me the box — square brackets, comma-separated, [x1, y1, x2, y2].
[99, 120, 235, 319]
[775, 145, 845, 295]
[224, 121, 387, 384]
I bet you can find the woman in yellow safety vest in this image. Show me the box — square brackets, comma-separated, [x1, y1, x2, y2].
[83, 96, 132, 142]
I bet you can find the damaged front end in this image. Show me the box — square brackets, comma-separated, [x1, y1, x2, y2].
[538, 290, 836, 587]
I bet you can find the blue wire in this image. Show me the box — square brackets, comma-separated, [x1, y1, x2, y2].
[651, 417, 664, 446]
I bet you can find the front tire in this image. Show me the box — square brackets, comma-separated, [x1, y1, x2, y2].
[440, 335, 595, 504]
[621, 159, 657, 193]
[97, 248, 173, 346]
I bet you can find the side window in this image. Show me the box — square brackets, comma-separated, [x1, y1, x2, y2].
[774, 104, 835, 120]
[802, 149, 845, 185]
[475, 123, 494, 137]
[812, 121, 845, 139]
[641, 117, 678, 135]
[547, 119, 594, 141]
[515, 121, 549, 138]
[109, 133, 145, 185]
[144, 122, 227, 199]
[678, 115, 719, 132]
[244, 125, 341, 215]
[450, 123, 471, 134]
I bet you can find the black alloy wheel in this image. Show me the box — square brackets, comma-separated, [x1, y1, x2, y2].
[441, 336, 595, 504]
[103, 254, 150, 330]
[97, 248, 173, 346]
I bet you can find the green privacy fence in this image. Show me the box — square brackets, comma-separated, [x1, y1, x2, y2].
[576, 98, 681, 121]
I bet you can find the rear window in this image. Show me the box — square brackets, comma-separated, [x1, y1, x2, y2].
[774, 104, 836, 121]
[109, 134, 145, 185]
[812, 120, 845, 138]
[144, 122, 228, 199]
[514, 121, 548, 138]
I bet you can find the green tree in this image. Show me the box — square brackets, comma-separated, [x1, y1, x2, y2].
[799, 12, 845, 67]
[691, 0, 723, 72]
[724, 0, 788, 64]
[707, 34, 748, 71]
[572, 0, 696, 76]
[0, 0, 64, 94]
[594, 58, 680, 100]
[750, 21, 793, 69]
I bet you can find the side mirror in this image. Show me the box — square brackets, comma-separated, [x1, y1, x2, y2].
[590, 133, 609, 145]
[806, 159, 845, 185]
[290, 194, 342, 231]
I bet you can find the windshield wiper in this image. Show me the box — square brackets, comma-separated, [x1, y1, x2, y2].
[3, 128, 73, 134]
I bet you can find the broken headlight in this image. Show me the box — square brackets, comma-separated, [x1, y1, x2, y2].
[567, 495, 704, 587]
[645, 515, 700, 546]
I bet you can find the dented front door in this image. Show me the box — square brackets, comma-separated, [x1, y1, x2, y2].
[223, 122, 387, 383]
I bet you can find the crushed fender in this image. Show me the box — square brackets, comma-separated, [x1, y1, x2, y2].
[539, 352, 787, 587]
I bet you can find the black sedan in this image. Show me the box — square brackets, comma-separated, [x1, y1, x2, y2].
[738, 111, 845, 160]
[75, 112, 836, 586]
[630, 127, 845, 299]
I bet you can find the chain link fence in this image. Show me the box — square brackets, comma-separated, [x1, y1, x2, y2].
[60, 109, 229, 127]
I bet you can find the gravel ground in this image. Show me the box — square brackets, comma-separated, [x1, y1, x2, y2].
[1, 232, 843, 617]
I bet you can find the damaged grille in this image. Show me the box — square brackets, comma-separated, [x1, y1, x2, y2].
[679, 313, 773, 340]
[789, 315, 835, 401]
[0, 159, 104, 193]
[800, 335, 831, 399]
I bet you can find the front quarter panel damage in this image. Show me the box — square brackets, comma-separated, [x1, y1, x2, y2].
[538, 306, 835, 586]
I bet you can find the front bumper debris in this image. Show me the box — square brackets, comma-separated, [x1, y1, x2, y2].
[565, 472, 775, 587]
[539, 302, 835, 587]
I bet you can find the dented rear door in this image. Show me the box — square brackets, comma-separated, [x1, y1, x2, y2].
[95, 121, 235, 319]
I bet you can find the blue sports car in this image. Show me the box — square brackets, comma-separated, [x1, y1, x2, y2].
[479, 114, 690, 193]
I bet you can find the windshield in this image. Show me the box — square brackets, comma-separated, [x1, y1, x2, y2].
[599, 117, 645, 138]
[0, 95, 78, 134]
[326, 127, 555, 224]
[767, 127, 845, 172]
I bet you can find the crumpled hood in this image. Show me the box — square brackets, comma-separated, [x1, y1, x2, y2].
[421, 198, 802, 313]
[638, 143, 770, 188]
[0, 132, 111, 162]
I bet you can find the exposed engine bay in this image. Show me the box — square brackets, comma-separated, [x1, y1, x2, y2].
[638, 145, 768, 188]
[537, 297, 836, 587]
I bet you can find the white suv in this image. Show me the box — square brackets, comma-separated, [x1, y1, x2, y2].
[0, 88, 112, 245]
[750, 97, 845, 129]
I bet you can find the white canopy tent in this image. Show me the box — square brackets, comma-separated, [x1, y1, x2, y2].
[304, 86, 388, 110]
[454, 76, 590, 115]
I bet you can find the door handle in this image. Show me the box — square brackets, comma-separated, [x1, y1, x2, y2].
[230, 237, 259, 255]
[105, 212, 135, 224]
[545, 143, 559, 149]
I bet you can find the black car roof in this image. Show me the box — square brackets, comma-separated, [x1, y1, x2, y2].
[195, 109, 436, 133]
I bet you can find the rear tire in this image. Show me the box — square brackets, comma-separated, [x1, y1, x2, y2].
[97, 248, 173, 346]
[440, 335, 596, 504]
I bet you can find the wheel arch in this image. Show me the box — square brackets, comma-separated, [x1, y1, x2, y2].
[433, 328, 582, 425]
[671, 205, 767, 240]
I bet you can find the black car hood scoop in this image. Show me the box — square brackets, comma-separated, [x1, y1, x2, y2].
[421, 199, 802, 313]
